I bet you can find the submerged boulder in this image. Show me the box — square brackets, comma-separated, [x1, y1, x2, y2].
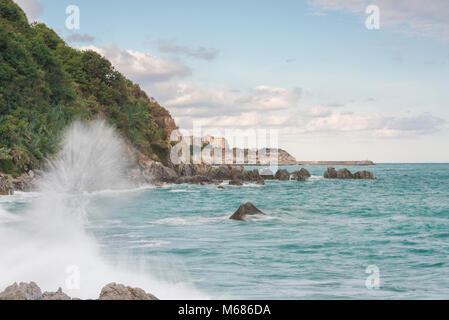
[337, 168, 353, 179]
[98, 283, 158, 300]
[229, 202, 265, 221]
[0, 282, 42, 300]
[323, 167, 338, 179]
[275, 169, 290, 181]
[354, 170, 376, 179]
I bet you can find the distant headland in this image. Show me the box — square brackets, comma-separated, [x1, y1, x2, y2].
[182, 136, 375, 166]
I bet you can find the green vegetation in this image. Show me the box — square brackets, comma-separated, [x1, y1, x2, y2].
[0, 0, 176, 174]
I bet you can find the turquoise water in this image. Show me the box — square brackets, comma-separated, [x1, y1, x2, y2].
[2, 164, 449, 299]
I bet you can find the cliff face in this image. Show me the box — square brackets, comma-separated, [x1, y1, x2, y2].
[0, 0, 177, 175]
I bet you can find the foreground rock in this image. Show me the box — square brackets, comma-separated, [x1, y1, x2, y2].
[42, 288, 71, 300]
[98, 283, 158, 300]
[229, 202, 265, 221]
[0, 282, 158, 300]
[0, 282, 43, 300]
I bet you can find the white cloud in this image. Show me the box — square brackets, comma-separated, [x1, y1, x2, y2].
[156, 40, 219, 61]
[297, 107, 445, 137]
[13, 0, 43, 22]
[66, 33, 95, 44]
[163, 82, 301, 113]
[74, 43, 445, 140]
[79, 44, 191, 83]
[310, 0, 449, 40]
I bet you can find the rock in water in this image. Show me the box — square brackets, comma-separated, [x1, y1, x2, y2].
[229, 179, 243, 186]
[249, 169, 262, 181]
[275, 169, 290, 181]
[175, 175, 213, 185]
[298, 168, 311, 178]
[260, 168, 274, 180]
[0, 282, 42, 300]
[0, 175, 14, 195]
[98, 283, 158, 300]
[291, 168, 311, 181]
[324, 167, 338, 179]
[140, 160, 179, 183]
[42, 288, 71, 300]
[256, 179, 265, 185]
[354, 171, 376, 179]
[337, 168, 354, 179]
[230, 202, 265, 221]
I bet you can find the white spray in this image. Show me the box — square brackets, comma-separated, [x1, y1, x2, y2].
[0, 120, 207, 299]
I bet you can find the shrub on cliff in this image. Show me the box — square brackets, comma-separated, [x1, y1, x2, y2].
[0, 0, 176, 174]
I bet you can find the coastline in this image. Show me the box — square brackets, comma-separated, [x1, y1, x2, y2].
[211, 160, 375, 166]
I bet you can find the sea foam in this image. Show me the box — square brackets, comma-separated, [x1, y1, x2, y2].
[0, 120, 207, 299]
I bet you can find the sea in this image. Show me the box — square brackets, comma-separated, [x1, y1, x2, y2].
[1, 122, 448, 299]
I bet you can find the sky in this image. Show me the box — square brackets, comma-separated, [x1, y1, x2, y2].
[13, 0, 449, 162]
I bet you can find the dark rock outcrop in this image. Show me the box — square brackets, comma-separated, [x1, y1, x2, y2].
[229, 202, 265, 221]
[324, 167, 376, 180]
[0, 170, 42, 195]
[291, 168, 311, 181]
[172, 164, 262, 185]
[256, 179, 265, 185]
[175, 175, 215, 185]
[337, 168, 354, 179]
[354, 171, 376, 179]
[140, 159, 179, 183]
[214, 165, 232, 180]
[11, 171, 38, 192]
[298, 168, 311, 178]
[229, 179, 243, 186]
[98, 283, 158, 300]
[248, 169, 262, 181]
[0, 175, 14, 195]
[275, 169, 290, 181]
[324, 167, 338, 179]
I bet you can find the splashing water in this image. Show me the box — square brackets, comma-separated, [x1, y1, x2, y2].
[41, 120, 134, 194]
[0, 120, 207, 299]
